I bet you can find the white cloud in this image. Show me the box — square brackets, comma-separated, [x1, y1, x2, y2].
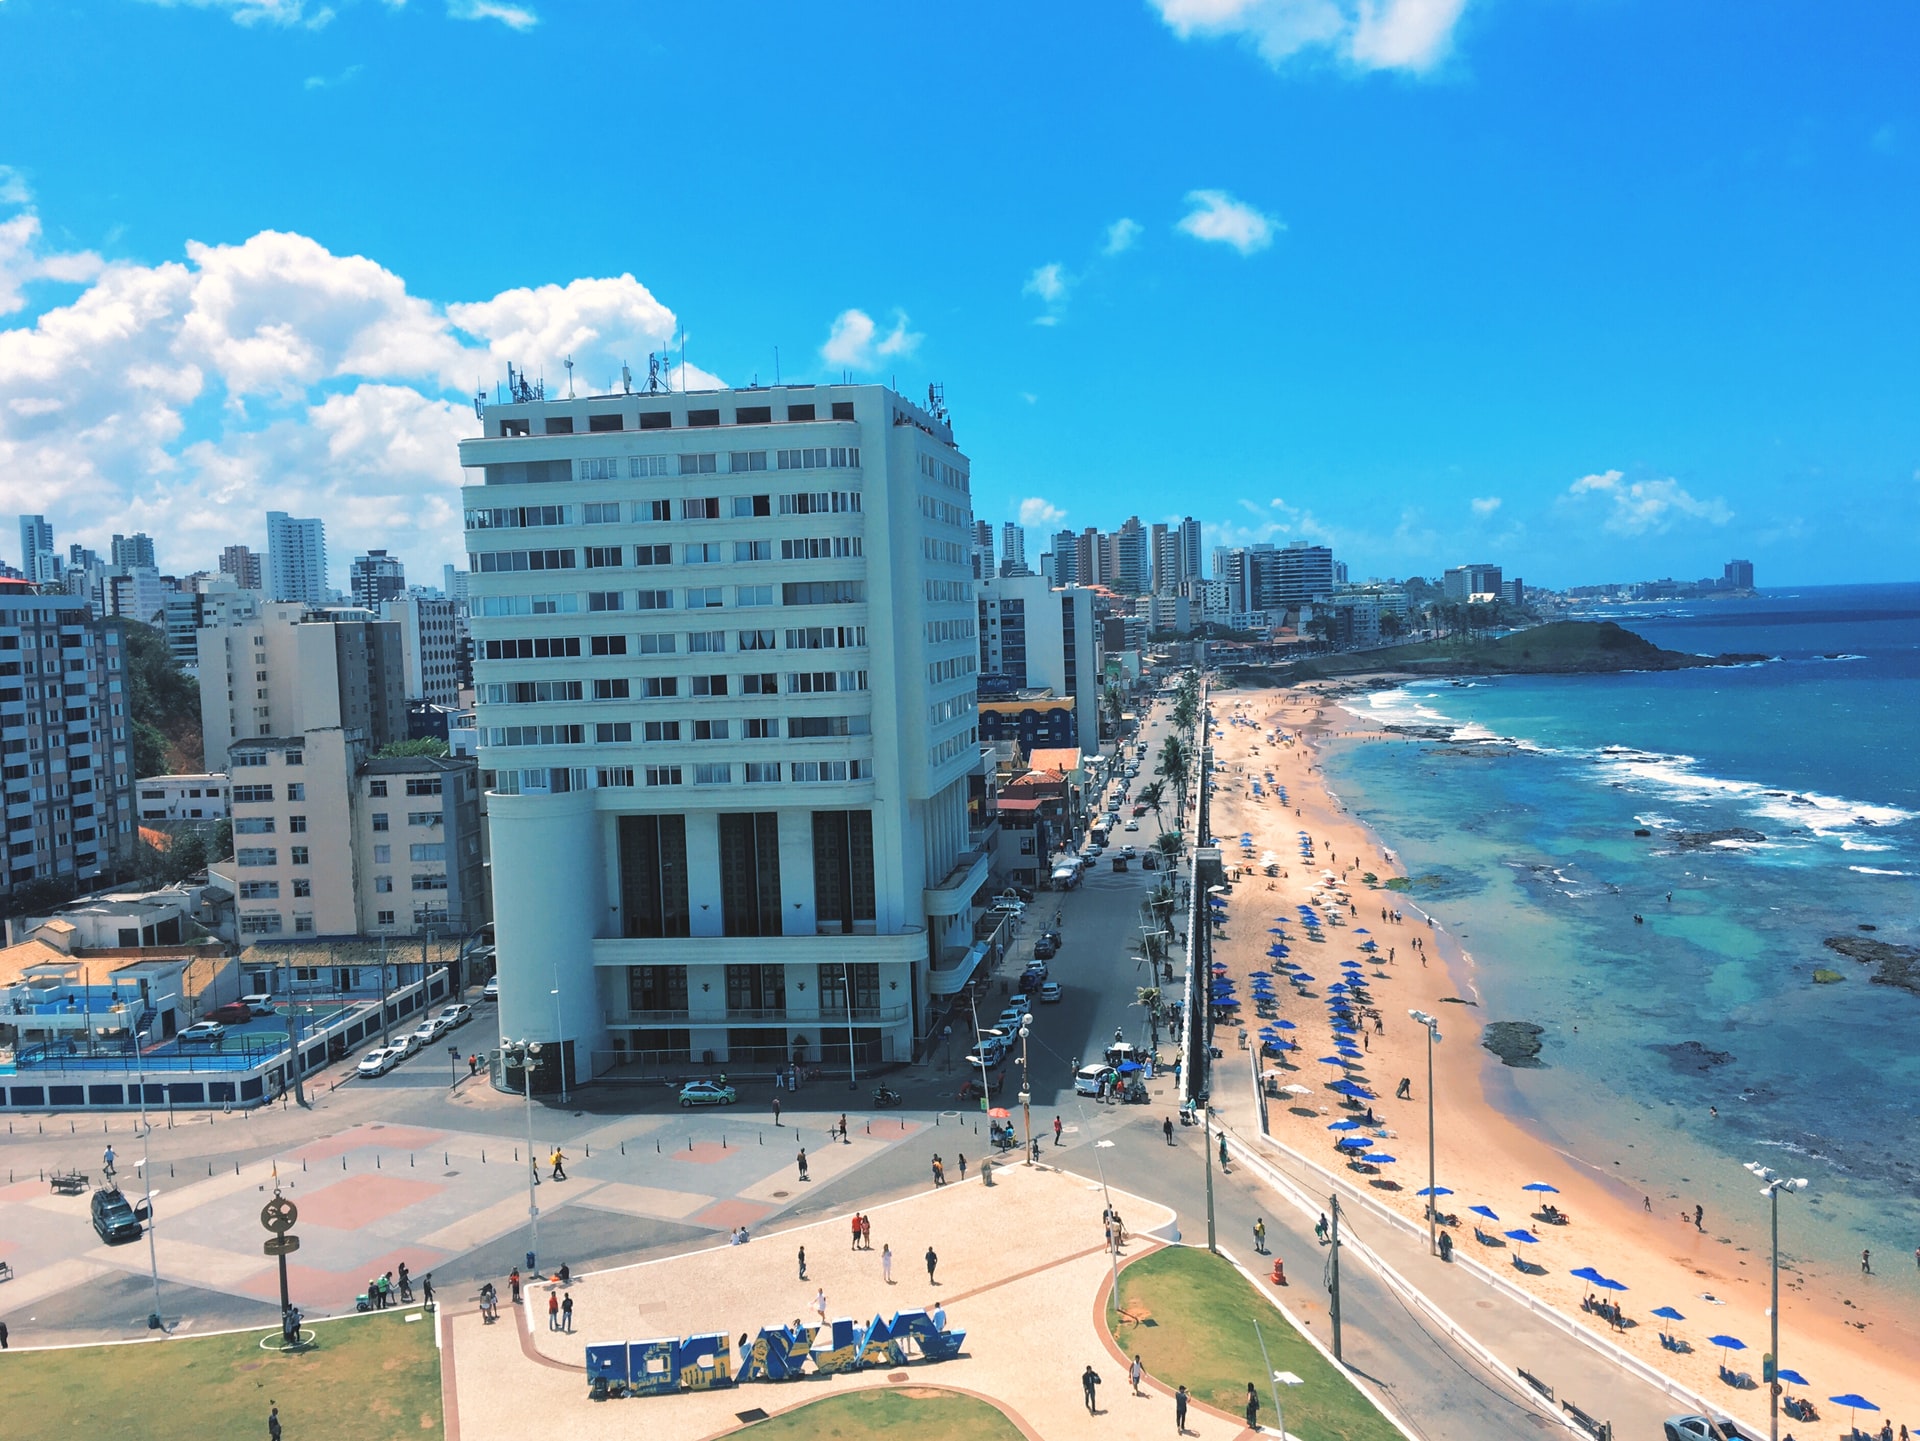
[304, 64, 364, 90]
[1024, 263, 1069, 305]
[1148, 0, 1467, 74]
[1176, 189, 1282, 255]
[819, 308, 921, 371]
[447, 0, 538, 28]
[0, 200, 705, 587]
[1470, 495, 1501, 516]
[1018, 497, 1067, 527]
[1566, 470, 1732, 536]
[0, 212, 106, 316]
[1103, 218, 1143, 256]
[134, 0, 330, 26]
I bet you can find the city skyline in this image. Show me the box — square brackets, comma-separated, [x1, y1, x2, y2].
[1, 4, 1916, 587]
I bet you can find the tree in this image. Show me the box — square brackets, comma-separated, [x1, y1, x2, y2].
[1379, 612, 1404, 642]
[375, 738, 450, 759]
[120, 621, 201, 775]
[1156, 734, 1192, 817]
[1137, 780, 1166, 835]
[1135, 985, 1164, 1052]
[1102, 683, 1126, 744]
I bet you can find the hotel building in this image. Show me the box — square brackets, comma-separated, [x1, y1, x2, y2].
[459, 383, 986, 1085]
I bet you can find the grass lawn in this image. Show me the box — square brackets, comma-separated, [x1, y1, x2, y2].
[0, 1310, 441, 1440]
[1109, 1246, 1402, 1441]
[728, 1385, 1023, 1439]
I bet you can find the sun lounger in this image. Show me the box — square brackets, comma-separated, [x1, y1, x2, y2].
[1474, 1227, 1505, 1248]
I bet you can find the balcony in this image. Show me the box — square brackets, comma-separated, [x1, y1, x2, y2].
[603, 1005, 692, 1026]
[602, 1003, 909, 1028]
[923, 845, 990, 918]
[593, 928, 923, 970]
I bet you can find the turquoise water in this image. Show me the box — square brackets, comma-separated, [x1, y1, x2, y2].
[1321, 583, 1920, 1290]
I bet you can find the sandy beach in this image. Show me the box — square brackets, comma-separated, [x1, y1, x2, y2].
[1200, 677, 1920, 1433]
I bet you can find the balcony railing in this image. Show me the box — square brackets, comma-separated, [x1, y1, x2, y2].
[602, 1003, 910, 1028]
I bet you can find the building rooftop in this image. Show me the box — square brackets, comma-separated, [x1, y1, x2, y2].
[361, 752, 475, 776]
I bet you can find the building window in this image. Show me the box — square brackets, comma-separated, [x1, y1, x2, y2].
[644, 766, 682, 787]
[744, 761, 780, 783]
[618, 815, 689, 939]
[377, 910, 395, 927]
[732, 494, 771, 517]
[718, 812, 782, 938]
[725, 963, 785, 1015]
[737, 585, 774, 607]
[236, 847, 278, 867]
[290, 846, 310, 865]
[812, 810, 876, 933]
[292, 879, 310, 897]
[286, 783, 305, 802]
[626, 963, 688, 1015]
[692, 762, 730, 785]
[239, 881, 280, 900]
[287, 815, 307, 833]
[374, 844, 391, 864]
[816, 961, 879, 1016]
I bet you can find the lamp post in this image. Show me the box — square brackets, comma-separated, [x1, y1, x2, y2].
[549, 965, 569, 1104]
[134, 1030, 164, 1331]
[1409, 1009, 1441, 1256]
[1744, 1162, 1808, 1441]
[1017, 1015, 1033, 1164]
[502, 1037, 542, 1266]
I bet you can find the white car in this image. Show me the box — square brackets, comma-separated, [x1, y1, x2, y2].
[481, 976, 499, 1001]
[1039, 981, 1063, 1003]
[1073, 1062, 1113, 1096]
[357, 1047, 398, 1078]
[237, 993, 278, 1016]
[1124, 821, 1140, 832]
[410, 1021, 441, 1048]
[178, 1020, 227, 1044]
[437, 1003, 472, 1029]
[393, 1030, 423, 1057]
[1002, 995, 1032, 1018]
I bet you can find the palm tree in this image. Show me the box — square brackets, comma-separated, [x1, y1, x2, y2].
[1135, 985, 1164, 1053]
[1157, 734, 1191, 816]
[1102, 683, 1126, 746]
[1137, 779, 1166, 836]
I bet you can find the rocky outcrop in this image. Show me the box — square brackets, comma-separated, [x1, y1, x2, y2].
[1824, 935, 1920, 995]
[1671, 828, 1768, 849]
[1653, 1040, 1735, 1073]
[1482, 1021, 1545, 1068]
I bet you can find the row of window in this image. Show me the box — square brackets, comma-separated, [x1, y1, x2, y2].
[595, 759, 872, 787]
[494, 399, 855, 440]
[486, 713, 869, 747]
[472, 579, 866, 616]
[918, 453, 969, 491]
[232, 777, 436, 806]
[468, 488, 864, 534]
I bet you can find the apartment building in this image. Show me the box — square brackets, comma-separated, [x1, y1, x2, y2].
[350, 550, 407, 610]
[352, 753, 484, 937]
[974, 572, 1099, 748]
[381, 594, 465, 707]
[0, 582, 137, 903]
[459, 381, 986, 1084]
[135, 773, 230, 822]
[265, 512, 328, 606]
[197, 603, 406, 770]
[1442, 563, 1503, 601]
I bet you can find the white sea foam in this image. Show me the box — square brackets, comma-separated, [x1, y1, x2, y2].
[1849, 865, 1916, 877]
[1840, 839, 1892, 852]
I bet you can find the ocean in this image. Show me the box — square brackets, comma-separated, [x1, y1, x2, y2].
[1321, 582, 1920, 1295]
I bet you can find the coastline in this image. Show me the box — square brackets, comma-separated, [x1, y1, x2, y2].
[1202, 676, 1920, 1429]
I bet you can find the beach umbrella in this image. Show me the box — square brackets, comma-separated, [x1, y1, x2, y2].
[1774, 1369, 1807, 1387]
[1362, 1153, 1396, 1164]
[1328, 1118, 1366, 1130]
[1319, 1056, 1351, 1067]
[1115, 1061, 1142, 1073]
[1292, 973, 1315, 983]
[1267, 927, 1288, 935]
[1468, 1205, 1499, 1221]
[1503, 1230, 1539, 1244]
[1707, 1335, 1745, 1369]
[1327, 982, 1348, 993]
[1281, 1083, 1312, 1096]
[1269, 1019, 1296, 1030]
[987, 1107, 1011, 1118]
[1336, 1136, 1371, 1150]
[1330, 1079, 1375, 1098]
[1569, 1266, 1605, 1283]
[1414, 1186, 1453, 1197]
[1353, 927, 1370, 934]
[1829, 1394, 1878, 1433]
[1522, 1182, 1560, 1194]
[1593, 1277, 1628, 1293]
[1650, 1306, 1685, 1322]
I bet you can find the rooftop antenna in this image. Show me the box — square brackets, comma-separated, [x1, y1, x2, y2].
[621, 362, 632, 395]
[472, 380, 486, 420]
[646, 353, 663, 393]
[564, 355, 575, 399]
[679, 326, 686, 392]
[775, 346, 781, 384]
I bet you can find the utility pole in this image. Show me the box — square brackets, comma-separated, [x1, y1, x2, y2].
[377, 936, 391, 1047]
[1203, 1106, 1217, 1253]
[1329, 1193, 1344, 1361]
[282, 949, 306, 1107]
[1410, 1009, 1441, 1255]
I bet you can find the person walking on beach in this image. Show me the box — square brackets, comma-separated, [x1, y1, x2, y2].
[1174, 1383, 1190, 1433]
[797, 1245, 807, 1281]
[1862, 1248, 1872, 1275]
[957, 1153, 967, 1181]
[796, 1147, 809, 1181]
[398, 1262, 412, 1302]
[882, 1244, 894, 1284]
[852, 1214, 863, 1250]
[813, 1288, 828, 1324]
[932, 1156, 946, 1186]
[1130, 1354, 1145, 1395]
[549, 1148, 567, 1182]
[547, 1291, 559, 1331]
[838, 1112, 849, 1143]
[1082, 1363, 1103, 1413]
[1254, 1218, 1267, 1254]
[925, 1245, 939, 1284]
[1694, 1203, 1704, 1231]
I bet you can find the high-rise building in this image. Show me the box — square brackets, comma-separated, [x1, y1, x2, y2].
[999, 522, 1029, 577]
[18, 515, 55, 585]
[1213, 546, 1248, 613]
[266, 512, 328, 606]
[460, 381, 985, 1085]
[1442, 563, 1503, 601]
[105, 567, 172, 625]
[220, 544, 264, 591]
[1075, 528, 1103, 589]
[1248, 542, 1335, 609]
[197, 603, 407, 770]
[1108, 517, 1148, 593]
[1050, 529, 1078, 584]
[110, 533, 156, 570]
[0, 582, 136, 904]
[974, 574, 1099, 747]
[350, 549, 407, 610]
[1724, 559, 1754, 590]
[1177, 516, 1203, 586]
[382, 594, 464, 706]
[1149, 523, 1172, 593]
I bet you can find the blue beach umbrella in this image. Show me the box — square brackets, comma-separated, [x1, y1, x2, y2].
[1319, 1056, 1351, 1067]
[1292, 973, 1315, 984]
[1570, 1266, 1605, 1284]
[1829, 1394, 1878, 1431]
[1328, 1118, 1366, 1130]
[1707, 1335, 1745, 1355]
[1336, 1136, 1370, 1151]
[1330, 1079, 1375, 1098]
[1522, 1182, 1560, 1194]
[1503, 1230, 1539, 1244]
[1269, 1019, 1296, 1030]
[1593, 1277, 1628, 1293]
[1414, 1186, 1453, 1197]
[1650, 1306, 1685, 1321]
[1353, 927, 1370, 934]
[1469, 1205, 1499, 1221]
[1362, 1153, 1396, 1165]
[1774, 1369, 1807, 1387]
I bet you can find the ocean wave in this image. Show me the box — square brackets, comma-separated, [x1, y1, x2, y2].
[1849, 865, 1916, 877]
[1840, 839, 1892, 852]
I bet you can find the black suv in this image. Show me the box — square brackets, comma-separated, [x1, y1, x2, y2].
[91, 1186, 145, 1244]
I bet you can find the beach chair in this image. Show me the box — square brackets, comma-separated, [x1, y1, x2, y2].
[1473, 1227, 1504, 1248]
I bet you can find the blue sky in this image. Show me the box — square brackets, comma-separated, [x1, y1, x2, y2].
[1, 0, 1915, 589]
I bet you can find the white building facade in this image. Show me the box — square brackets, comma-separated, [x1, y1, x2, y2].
[135, 772, 230, 822]
[460, 383, 985, 1086]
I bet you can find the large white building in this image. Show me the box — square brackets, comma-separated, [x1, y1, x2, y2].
[459, 382, 986, 1086]
[266, 512, 328, 606]
[973, 572, 1099, 747]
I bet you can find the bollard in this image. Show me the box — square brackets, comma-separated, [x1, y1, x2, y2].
[343, 1156, 348, 1170]
[482, 1150, 486, 1163]
[758, 1133, 762, 1146]
[585, 1144, 590, 1158]
[410, 1154, 414, 1167]
[656, 1139, 660, 1153]
[620, 1142, 625, 1156]
[376, 1154, 381, 1168]
[688, 1137, 693, 1152]
[302, 1159, 307, 1172]
[445, 1153, 449, 1165]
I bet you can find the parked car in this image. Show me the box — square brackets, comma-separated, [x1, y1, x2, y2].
[356, 1047, 398, 1078]
[237, 994, 278, 1016]
[393, 1030, 423, 1057]
[1007, 884, 1035, 902]
[962, 1048, 1004, 1074]
[481, 976, 499, 1001]
[410, 1021, 441, 1049]
[1022, 959, 1049, 981]
[993, 1010, 1027, 1034]
[437, 1003, 472, 1029]
[1664, 1419, 1754, 1441]
[1003, 995, 1032, 1018]
[1073, 1062, 1114, 1096]
[1016, 971, 1044, 995]
[1039, 981, 1064, 1003]
[1031, 936, 1057, 960]
[679, 1080, 737, 1108]
[91, 1186, 144, 1244]
[206, 1001, 254, 1026]
[177, 1020, 227, 1044]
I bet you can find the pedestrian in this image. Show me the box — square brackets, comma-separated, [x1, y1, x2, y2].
[1254, 1218, 1267, 1254]
[1054, 1115, 1064, 1146]
[1130, 1354, 1144, 1395]
[1314, 1213, 1328, 1244]
[547, 1291, 559, 1330]
[1862, 1249, 1872, 1275]
[1164, 1116, 1174, 1145]
[1082, 1363, 1103, 1413]
[509, 1268, 521, 1304]
[839, 1112, 849, 1143]
[852, 1213, 863, 1250]
[561, 1294, 573, 1332]
[813, 1288, 828, 1324]
[772, 1096, 781, 1126]
[1245, 1382, 1260, 1430]
[925, 1245, 939, 1284]
[380, 1272, 394, 1309]
[468, 1054, 478, 1077]
[550, 1148, 567, 1181]
[932, 1156, 945, 1187]
[0, 1320, 8, 1349]
[268, 1403, 282, 1441]
[398, 1261, 413, 1302]
[957, 1153, 967, 1181]
[797, 1147, 809, 1181]
[861, 1214, 872, 1249]
[882, 1244, 894, 1284]
[1218, 1133, 1229, 1171]
[103, 1143, 116, 1176]
[1694, 1203, 1704, 1231]
[422, 1274, 434, 1309]
[1175, 1383, 1189, 1433]
[798, 1245, 808, 1281]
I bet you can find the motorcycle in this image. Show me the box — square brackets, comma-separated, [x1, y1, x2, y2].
[871, 1086, 903, 1108]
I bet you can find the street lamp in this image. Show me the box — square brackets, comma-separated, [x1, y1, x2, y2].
[134, 1030, 164, 1331]
[1744, 1162, 1808, 1441]
[1409, 1009, 1441, 1257]
[549, 967, 569, 1104]
[501, 1037, 542, 1267]
[1017, 1015, 1033, 1164]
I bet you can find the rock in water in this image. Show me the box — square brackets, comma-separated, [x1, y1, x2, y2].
[1823, 935, 1920, 995]
[1653, 1040, 1735, 1073]
[1482, 1021, 1545, 1068]
[1671, 828, 1768, 849]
